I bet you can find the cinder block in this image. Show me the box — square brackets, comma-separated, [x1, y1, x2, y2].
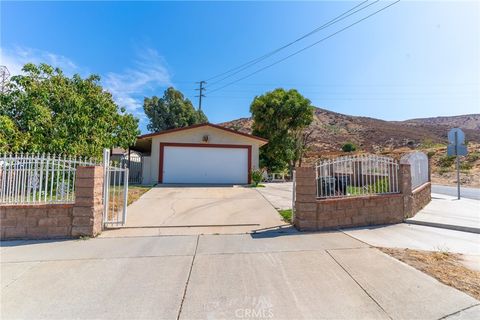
[294, 219, 317, 231]
[296, 210, 317, 221]
[295, 185, 316, 195]
[72, 216, 93, 227]
[295, 178, 316, 187]
[71, 226, 94, 237]
[4, 226, 26, 238]
[26, 226, 49, 238]
[38, 217, 57, 227]
[74, 197, 102, 207]
[295, 194, 315, 202]
[56, 216, 72, 227]
[1, 218, 17, 227]
[26, 209, 48, 219]
[47, 226, 70, 237]
[294, 167, 315, 178]
[47, 207, 72, 217]
[26, 217, 38, 227]
[76, 166, 104, 179]
[296, 202, 317, 212]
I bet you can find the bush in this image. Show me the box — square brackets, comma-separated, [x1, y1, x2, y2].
[467, 152, 480, 162]
[251, 169, 263, 187]
[460, 162, 473, 171]
[341, 142, 357, 152]
[427, 151, 436, 158]
[438, 156, 455, 168]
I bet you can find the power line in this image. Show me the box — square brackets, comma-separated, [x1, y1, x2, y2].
[206, 0, 375, 85]
[207, 0, 401, 94]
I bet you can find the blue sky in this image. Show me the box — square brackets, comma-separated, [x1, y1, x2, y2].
[1, 1, 479, 134]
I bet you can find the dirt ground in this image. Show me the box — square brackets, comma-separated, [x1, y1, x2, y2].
[380, 248, 480, 301]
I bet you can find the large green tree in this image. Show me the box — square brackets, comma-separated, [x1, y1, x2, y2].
[0, 63, 139, 157]
[251, 88, 314, 172]
[143, 87, 208, 132]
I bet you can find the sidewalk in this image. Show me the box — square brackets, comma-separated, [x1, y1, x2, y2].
[2, 232, 478, 319]
[406, 193, 480, 233]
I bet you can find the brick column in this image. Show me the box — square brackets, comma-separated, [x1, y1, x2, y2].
[294, 167, 317, 231]
[72, 166, 104, 237]
[399, 163, 413, 218]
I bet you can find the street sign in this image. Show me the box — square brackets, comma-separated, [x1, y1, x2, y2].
[447, 128, 467, 200]
[448, 128, 465, 145]
[447, 144, 468, 156]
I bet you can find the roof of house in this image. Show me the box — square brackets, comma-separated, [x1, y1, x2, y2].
[137, 123, 268, 143]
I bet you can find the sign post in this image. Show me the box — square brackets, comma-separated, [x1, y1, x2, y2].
[447, 128, 467, 200]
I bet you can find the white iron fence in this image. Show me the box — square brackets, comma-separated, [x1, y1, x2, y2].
[102, 149, 129, 227]
[0, 153, 98, 204]
[316, 154, 399, 198]
[400, 151, 429, 190]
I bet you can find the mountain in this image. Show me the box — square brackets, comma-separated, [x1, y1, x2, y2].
[401, 114, 480, 131]
[219, 108, 480, 153]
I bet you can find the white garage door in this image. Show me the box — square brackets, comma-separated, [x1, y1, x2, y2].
[163, 146, 248, 184]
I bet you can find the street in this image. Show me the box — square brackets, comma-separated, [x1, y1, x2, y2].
[432, 184, 480, 200]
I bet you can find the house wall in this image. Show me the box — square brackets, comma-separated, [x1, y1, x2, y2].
[149, 126, 264, 184]
[142, 156, 152, 185]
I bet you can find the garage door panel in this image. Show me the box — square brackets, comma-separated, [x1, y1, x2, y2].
[163, 146, 248, 184]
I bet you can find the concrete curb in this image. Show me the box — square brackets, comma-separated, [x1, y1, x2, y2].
[405, 220, 480, 234]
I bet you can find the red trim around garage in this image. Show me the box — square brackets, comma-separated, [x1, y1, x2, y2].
[158, 142, 252, 184]
[138, 123, 268, 143]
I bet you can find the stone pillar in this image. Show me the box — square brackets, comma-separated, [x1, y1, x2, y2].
[399, 163, 413, 218]
[294, 167, 318, 231]
[72, 166, 104, 237]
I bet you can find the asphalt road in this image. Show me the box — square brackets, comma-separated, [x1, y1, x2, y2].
[432, 184, 480, 200]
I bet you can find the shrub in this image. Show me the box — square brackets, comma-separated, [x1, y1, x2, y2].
[341, 142, 357, 152]
[467, 152, 480, 162]
[251, 169, 263, 187]
[460, 162, 473, 171]
[427, 151, 436, 158]
[438, 156, 455, 168]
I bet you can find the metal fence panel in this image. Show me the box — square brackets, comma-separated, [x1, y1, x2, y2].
[0, 153, 97, 204]
[400, 151, 429, 190]
[102, 149, 129, 227]
[120, 152, 142, 184]
[315, 154, 399, 199]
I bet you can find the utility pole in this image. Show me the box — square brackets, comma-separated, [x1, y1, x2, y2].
[195, 80, 206, 111]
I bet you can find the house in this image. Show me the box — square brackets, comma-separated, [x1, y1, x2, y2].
[132, 123, 268, 185]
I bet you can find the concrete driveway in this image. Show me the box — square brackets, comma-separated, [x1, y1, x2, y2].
[2, 232, 478, 319]
[102, 186, 286, 237]
[255, 182, 293, 210]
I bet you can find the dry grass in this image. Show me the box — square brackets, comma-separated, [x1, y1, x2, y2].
[380, 248, 480, 301]
[127, 185, 151, 206]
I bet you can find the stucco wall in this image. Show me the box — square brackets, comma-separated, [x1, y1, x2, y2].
[148, 126, 265, 184]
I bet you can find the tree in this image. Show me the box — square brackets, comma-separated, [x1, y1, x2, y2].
[250, 88, 314, 172]
[0, 63, 139, 158]
[341, 142, 357, 152]
[143, 87, 208, 132]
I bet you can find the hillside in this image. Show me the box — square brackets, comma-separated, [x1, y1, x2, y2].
[402, 114, 480, 131]
[219, 108, 480, 153]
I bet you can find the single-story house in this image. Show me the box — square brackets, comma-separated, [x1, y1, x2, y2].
[132, 123, 268, 185]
